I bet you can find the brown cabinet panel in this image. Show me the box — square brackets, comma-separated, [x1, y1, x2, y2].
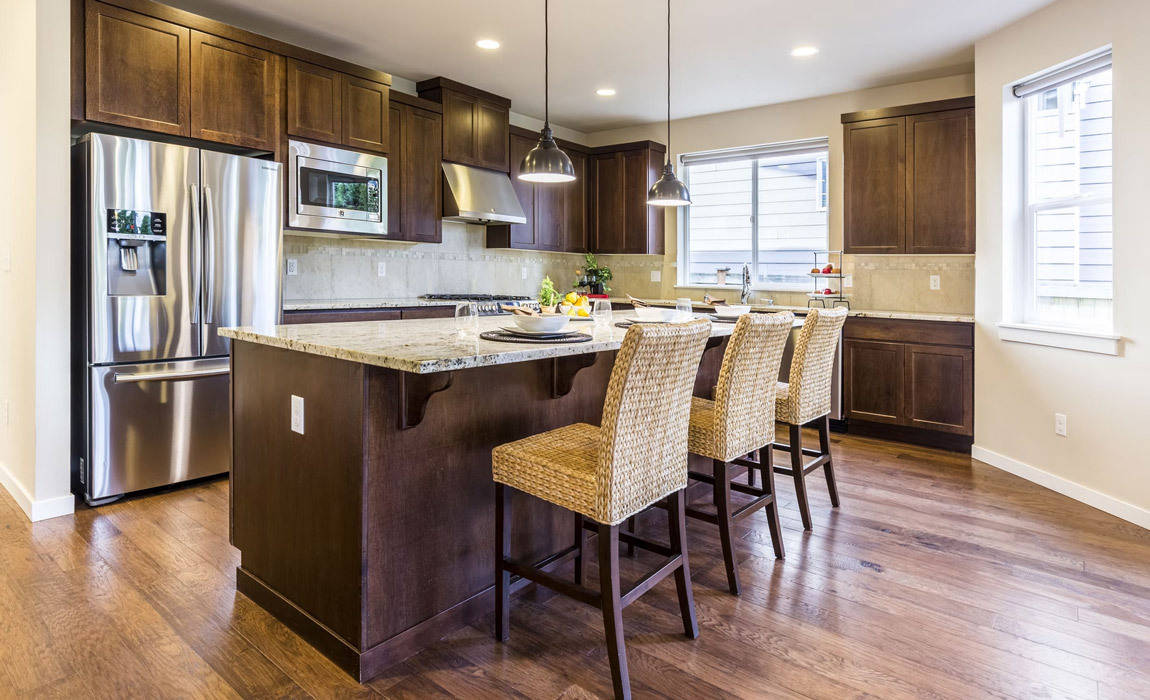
[402, 106, 443, 243]
[85, 1, 190, 135]
[844, 317, 973, 347]
[441, 91, 478, 165]
[593, 152, 625, 253]
[500, 131, 536, 248]
[564, 151, 587, 253]
[904, 344, 973, 435]
[286, 59, 342, 144]
[475, 101, 510, 171]
[399, 306, 454, 320]
[623, 150, 651, 254]
[534, 181, 563, 252]
[844, 339, 905, 425]
[844, 117, 906, 253]
[190, 31, 280, 151]
[906, 109, 975, 254]
[387, 104, 404, 237]
[342, 76, 389, 154]
[282, 309, 401, 324]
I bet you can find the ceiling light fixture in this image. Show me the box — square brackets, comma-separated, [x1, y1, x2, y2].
[476, 39, 501, 50]
[647, 0, 690, 207]
[595, 87, 617, 97]
[790, 45, 819, 57]
[519, 0, 576, 183]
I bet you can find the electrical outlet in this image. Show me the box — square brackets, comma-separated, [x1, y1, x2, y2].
[1054, 413, 1068, 437]
[286, 258, 299, 276]
[650, 269, 661, 283]
[291, 395, 305, 435]
[521, 266, 528, 280]
[377, 261, 387, 277]
[929, 274, 941, 291]
[843, 274, 853, 288]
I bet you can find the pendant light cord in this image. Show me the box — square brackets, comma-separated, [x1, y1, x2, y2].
[544, 0, 550, 128]
[666, 0, 672, 166]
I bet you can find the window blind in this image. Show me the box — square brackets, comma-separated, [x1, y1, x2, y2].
[1012, 48, 1112, 98]
[680, 137, 829, 167]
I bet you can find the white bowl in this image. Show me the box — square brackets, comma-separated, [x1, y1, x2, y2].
[513, 314, 571, 333]
[632, 306, 674, 321]
[714, 305, 751, 318]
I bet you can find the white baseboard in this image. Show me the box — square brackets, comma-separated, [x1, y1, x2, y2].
[0, 463, 75, 522]
[972, 445, 1149, 530]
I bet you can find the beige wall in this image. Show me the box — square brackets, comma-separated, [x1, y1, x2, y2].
[0, 0, 74, 521]
[974, 0, 1150, 525]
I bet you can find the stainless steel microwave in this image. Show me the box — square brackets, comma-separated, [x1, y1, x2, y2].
[287, 140, 388, 236]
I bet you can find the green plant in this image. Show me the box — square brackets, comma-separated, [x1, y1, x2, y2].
[574, 253, 613, 292]
[538, 276, 561, 307]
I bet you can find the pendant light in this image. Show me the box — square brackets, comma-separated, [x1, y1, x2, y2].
[647, 0, 691, 206]
[519, 0, 575, 183]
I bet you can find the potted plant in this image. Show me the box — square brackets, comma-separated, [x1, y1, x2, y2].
[538, 276, 561, 313]
[574, 253, 613, 295]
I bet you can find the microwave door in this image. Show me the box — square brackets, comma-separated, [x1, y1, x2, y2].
[200, 151, 282, 357]
[88, 133, 201, 365]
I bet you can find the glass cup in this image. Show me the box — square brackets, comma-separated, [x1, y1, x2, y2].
[675, 297, 694, 322]
[455, 302, 479, 339]
[592, 299, 613, 330]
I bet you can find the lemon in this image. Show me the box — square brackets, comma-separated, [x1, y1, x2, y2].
[576, 308, 590, 317]
[564, 291, 579, 304]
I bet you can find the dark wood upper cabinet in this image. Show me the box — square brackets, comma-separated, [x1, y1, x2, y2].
[563, 150, 588, 253]
[590, 141, 666, 255]
[842, 97, 975, 254]
[342, 75, 389, 154]
[387, 93, 443, 243]
[190, 31, 280, 151]
[488, 130, 537, 249]
[906, 109, 975, 254]
[85, 1, 190, 136]
[286, 58, 342, 144]
[417, 78, 510, 172]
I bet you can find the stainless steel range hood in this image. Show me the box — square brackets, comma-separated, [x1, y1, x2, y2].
[441, 163, 527, 225]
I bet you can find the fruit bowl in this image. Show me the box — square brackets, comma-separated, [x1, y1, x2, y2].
[513, 314, 571, 333]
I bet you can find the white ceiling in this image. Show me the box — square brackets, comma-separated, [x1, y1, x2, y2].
[167, 0, 1054, 132]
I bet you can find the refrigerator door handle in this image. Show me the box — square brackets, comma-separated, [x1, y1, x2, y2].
[113, 366, 230, 384]
[190, 183, 202, 324]
[204, 184, 216, 325]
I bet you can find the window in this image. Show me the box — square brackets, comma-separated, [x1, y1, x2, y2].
[680, 138, 829, 289]
[1013, 50, 1113, 332]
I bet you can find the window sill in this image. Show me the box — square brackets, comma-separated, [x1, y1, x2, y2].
[674, 283, 812, 294]
[996, 322, 1121, 355]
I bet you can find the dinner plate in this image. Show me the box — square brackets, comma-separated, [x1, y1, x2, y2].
[499, 326, 582, 339]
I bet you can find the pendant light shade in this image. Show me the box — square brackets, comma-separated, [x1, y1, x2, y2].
[647, 0, 690, 207]
[520, 0, 575, 183]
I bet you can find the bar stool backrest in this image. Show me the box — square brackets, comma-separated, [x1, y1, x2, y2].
[712, 311, 795, 461]
[596, 319, 712, 524]
[783, 307, 848, 425]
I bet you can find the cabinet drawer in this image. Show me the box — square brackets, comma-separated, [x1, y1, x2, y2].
[399, 307, 454, 320]
[844, 317, 972, 347]
[283, 309, 401, 324]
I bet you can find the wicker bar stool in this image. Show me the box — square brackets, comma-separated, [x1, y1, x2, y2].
[684, 311, 794, 595]
[492, 319, 711, 700]
[766, 307, 848, 531]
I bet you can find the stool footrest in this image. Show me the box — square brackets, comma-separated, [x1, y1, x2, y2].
[773, 453, 831, 477]
[581, 518, 674, 557]
[620, 554, 683, 608]
[502, 553, 600, 607]
[732, 494, 775, 521]
[771, 442, 823, 458]
[684, 506, 718, 524]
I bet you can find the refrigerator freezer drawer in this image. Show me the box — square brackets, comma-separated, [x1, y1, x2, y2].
[88, 358, 230, 501]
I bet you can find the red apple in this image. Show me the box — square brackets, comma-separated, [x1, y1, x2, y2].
[821, 264, 833, 274]
[824, 288, 833, 295]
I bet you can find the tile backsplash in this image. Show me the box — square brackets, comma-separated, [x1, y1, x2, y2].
[282, 226, 974, 315]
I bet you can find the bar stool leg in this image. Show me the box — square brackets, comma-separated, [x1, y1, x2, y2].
[625, 516, 636, 557]
[761, 448, 785, 559]
[747, 448, 757, 487]
[597, 523, 630, 699]
[495, 484, 511, 642]
[818, 415, 841, 508]
[573, 512, 586, 585]
[713, 459, 741, 595]
[789, 424, 813, 531]
[667, 489, 699, 638]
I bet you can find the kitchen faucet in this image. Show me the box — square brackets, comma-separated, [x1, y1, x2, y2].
[740, 263, 752, 304]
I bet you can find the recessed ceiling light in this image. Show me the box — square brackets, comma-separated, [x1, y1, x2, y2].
[476, 39, 501, 50]
[595, 88, 617, 97]
[790, 45, 819, 57]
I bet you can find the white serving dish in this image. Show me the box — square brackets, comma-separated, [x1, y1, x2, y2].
[513, 314, 571, 333]
[713, 305, 751, 318]
[632, 306, 675, 322]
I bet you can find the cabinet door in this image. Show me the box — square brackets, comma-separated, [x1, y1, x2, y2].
[622, 150, 650, 253]
[593, 153, 625, 253]
[844, 117, 906, 253]
[441, 91, 477, 165]
[563, 152, 587, 252]
[906, 109, 975, 253]
[342, 76, 389, 154]
[475, 101, 510, 171]
[904, 343, 973, 435]
[85, 1, 190, 135]
[190, 32, 280, 150]
[286, 59, 342, 144]
[506, 132, 536, 247]
[403, 106, 443, 243]
[844, 339, 904, 424]
[387, 104, 404, 237]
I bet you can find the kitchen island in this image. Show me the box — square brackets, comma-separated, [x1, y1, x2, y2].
[220, 312, 754, 680]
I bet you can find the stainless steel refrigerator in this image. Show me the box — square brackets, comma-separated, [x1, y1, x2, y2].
[72, 133, 282, 504]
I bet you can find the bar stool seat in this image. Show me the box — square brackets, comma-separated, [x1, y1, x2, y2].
[492, 423, 600, 520]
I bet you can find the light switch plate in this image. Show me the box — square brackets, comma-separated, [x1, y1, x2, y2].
[286, 258, 299, 276]
[650, 270, 661, 282]
[521, 266, 528, 280]
[291, 395, 305, 435]
[929, 274, 941, 291]
[1054, 413, 1068, 437]
[377, 261, 387, 277]
[843, 274, 853, 288]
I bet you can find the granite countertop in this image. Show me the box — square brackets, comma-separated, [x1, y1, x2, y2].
[612, 297, 973, 324]
[282, 298, 458, 311]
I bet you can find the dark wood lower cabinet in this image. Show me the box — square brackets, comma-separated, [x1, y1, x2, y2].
[844, 317, 973, 449]
[282, 306, 453, 324]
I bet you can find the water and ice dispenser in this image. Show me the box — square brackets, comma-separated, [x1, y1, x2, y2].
[105, 208, 166, 296]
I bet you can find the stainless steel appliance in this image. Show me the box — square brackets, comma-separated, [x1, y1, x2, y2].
[419, 293, 538, 316]
[73, 133, 282, 504]
[440, 163, 527, 225]
[287, 139, 387, 235]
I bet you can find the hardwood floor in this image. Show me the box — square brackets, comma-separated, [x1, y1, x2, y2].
[2, 431, 1147, 699]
